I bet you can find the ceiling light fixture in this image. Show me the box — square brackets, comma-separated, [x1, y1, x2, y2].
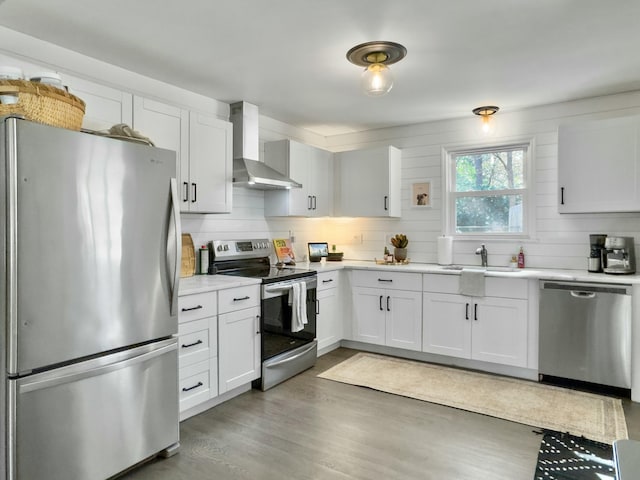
[472, 106, 500, 135]
[346, 41, 407, 97]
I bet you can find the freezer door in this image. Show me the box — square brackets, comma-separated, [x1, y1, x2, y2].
[7, 338, 179, 480]
[6, 119, 180, 374]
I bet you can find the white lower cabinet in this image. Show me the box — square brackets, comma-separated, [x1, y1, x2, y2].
[351, 271, 422, 351]
[316, 271, 342, 352]
[217, 284, 261, 394]
[422, 274, 528, 368]
[177, 291, 218, 413]
[178, 283, 260, 415]
[218, 306, 261, 393]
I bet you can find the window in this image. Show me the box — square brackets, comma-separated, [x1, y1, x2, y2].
[448, 144, 528, 235]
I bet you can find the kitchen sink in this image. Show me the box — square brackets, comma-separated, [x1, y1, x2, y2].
[440, 265, 520, 272]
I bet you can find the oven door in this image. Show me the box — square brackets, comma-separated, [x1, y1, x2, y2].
[261, 276, 317, 360]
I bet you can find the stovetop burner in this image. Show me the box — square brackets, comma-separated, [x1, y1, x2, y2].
[210, 238, 316, 284]
[217, 265, 316, 284]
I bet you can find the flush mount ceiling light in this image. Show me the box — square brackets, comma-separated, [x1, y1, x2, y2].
[472, 106, 500, 135]
[346, 41, 407, 97]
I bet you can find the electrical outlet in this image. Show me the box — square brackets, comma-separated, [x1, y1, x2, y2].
[351, 234, 363, 244]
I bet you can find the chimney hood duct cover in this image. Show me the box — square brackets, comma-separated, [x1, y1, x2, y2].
[230, 101, 302, 190]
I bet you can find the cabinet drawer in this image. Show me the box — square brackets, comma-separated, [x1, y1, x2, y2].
[423, 273, 528, 299]
[218, 285, 260, 314]
[178, 291, 217, 323]
[423, 274, 460, 294]
[179, 360, 211, 412]
[485, 277, 528, 299]
[352, 270, 422, 291]
[318, 270, 340, 291]
[178, 318, 211, 368]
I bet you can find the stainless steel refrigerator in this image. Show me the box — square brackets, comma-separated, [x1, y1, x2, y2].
[0, 117, 181, 479]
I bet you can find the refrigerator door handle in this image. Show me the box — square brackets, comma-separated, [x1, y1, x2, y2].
[17, 338, 178, 394]
[6, 117, 19, 374]
[168, 178, 182, 316]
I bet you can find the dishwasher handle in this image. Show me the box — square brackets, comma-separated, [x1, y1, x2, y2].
[541, 281, 631, 295]
[570, 291, 596, 299]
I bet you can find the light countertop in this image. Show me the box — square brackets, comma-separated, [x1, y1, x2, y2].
[179, 260, 640, 295]
[305, 260, 640, 284]
[179, 274, 261, 296]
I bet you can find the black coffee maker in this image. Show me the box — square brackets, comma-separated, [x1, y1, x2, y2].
[589, 234, 607, 272]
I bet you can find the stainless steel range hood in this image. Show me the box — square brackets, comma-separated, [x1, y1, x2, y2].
[230, 101, 302, 190]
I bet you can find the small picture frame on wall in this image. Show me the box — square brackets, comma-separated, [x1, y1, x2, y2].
[411, 181, 431, 208]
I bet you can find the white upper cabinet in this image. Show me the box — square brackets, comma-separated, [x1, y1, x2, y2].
[188, 111, 233, 213]
[335, 145, 401, 217]
[558, 115, 640, 213]
[264, 139, 334, 217]
[133, 97, 232, 213]
[132, 96, 187, 202]
[65, 76, 133, 131]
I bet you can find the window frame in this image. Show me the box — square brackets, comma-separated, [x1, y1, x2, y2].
[445, 141, 532, 239]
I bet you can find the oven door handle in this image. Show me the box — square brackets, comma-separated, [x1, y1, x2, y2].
[265, 343, 317, 367]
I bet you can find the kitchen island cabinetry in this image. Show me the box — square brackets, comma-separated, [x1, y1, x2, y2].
[316, 270, 342, 353]
[264, 139, 334, 217]
[217, 285, 261, 394]
[335, 145, 401, 217]
[351, 271, 422, 351]
[132, 97, 232, 213]
[558, 115, 640, 213]
[422, 274, 528, 367]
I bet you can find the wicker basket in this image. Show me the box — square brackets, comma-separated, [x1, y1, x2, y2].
[0, 79, 85, 130]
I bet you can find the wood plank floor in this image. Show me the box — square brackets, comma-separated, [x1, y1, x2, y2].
[120, 348, 640, 480]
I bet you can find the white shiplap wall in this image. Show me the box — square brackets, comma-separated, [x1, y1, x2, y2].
[308, 91, 640, 270]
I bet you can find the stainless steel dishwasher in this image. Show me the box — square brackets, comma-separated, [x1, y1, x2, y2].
[539, 281, 632, 389]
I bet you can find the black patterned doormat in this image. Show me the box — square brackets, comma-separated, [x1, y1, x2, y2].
[534, 430, 615, 479]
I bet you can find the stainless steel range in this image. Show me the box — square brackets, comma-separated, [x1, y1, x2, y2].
[211, 239, 318, 390]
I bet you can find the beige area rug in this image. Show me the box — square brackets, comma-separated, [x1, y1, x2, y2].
[318, 352, 628, 444]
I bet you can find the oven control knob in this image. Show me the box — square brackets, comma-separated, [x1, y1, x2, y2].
[253, 243, 258, 249]
[223, 245, 229, 251]
[261, 242, 267, 249]
[217, 245, 223, 252]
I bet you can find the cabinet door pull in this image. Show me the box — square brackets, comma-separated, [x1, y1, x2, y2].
[322, 279, 334, 284]
[182, 381, 203, 392]
[181, 339, 203, 349]
[183, 181, 189, 202]
[384, 195, 389, 211]
[379, 295, 383, 311]
[256, 315, 261, 335]
[308, 196, 312, 210]
[233, 296, 250, 302]
[474, 304, 478, 321]
[465, 303, 469, 320]
[312, 196, 317, 210]
[316, 299, 320, 315]
[191, 183, 197, 203]
[378, 278, 393, 283]
[386, 296, 390, 311]
[560, 187, 565, 205]
[181, 305, 203, 312]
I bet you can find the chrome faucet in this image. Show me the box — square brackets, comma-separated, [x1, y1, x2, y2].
[475, 244, 488, 267]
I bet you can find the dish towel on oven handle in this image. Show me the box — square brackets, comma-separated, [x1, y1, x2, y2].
[288, 281, 308, 333]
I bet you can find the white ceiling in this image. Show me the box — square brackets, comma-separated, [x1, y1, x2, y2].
[1, 0, 639, 136]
